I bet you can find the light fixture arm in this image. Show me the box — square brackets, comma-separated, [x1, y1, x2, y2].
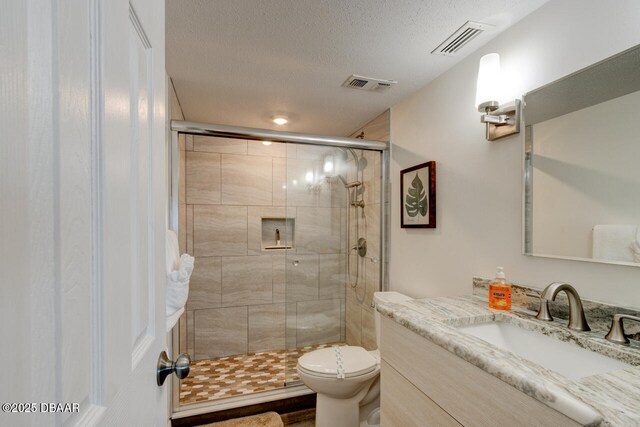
[479, 100, 521, 141]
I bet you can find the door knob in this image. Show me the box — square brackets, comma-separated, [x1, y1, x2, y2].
[157, 351, 190, 386]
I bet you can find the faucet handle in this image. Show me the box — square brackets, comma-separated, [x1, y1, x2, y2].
[535, 299, 553, 321]
[605, 314, 640, 345]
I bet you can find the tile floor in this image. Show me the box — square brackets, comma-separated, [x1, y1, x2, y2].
[180, 343, 344, 405]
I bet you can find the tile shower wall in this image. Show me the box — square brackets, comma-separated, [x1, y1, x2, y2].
[178, 136, 348, 359]
[346, 110, 389, 350]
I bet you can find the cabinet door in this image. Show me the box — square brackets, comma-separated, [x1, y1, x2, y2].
[381, 361, 461, 427]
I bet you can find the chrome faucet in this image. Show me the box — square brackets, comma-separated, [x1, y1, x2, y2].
[605, 314, 640, 344]
[535, 282, 591, 331]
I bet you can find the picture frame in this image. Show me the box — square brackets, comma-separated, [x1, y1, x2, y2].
[400, 161, 436, 228]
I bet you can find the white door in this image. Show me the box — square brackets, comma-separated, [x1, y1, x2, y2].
[1, 1, 169, 426]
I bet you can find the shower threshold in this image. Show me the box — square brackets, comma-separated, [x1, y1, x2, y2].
[179, 342, 345, 406]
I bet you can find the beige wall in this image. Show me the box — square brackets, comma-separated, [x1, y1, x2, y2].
[390, 0, 640, 307]
[179, 136, 348, 359]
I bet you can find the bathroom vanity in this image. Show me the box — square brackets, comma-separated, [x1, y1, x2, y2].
[377, 288, 640, 426]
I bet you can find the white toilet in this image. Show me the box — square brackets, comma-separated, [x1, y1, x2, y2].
[297, 292, 412, 427]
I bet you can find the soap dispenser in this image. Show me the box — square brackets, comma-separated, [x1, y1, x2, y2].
[489, 267, 511, 310]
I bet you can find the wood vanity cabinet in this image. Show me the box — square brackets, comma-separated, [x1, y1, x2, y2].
[379, 316, 581, 427]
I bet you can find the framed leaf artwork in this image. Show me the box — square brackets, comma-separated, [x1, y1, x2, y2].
[400, 161, 436, 228]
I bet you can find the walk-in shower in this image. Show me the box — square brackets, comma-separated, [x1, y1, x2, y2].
[169, 121, 388, 416]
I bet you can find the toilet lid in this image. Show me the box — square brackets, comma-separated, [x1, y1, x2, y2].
[297, 346, 378, 378]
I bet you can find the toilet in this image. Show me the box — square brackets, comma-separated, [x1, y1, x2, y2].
[297, 292, 412, 427]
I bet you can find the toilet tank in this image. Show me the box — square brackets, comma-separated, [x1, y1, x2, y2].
[373, 291, 413, 349]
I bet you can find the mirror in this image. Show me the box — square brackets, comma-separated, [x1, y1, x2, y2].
[524, 44, 640, 266]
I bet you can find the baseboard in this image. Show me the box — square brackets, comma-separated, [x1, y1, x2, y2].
[171, 394, 316, 427]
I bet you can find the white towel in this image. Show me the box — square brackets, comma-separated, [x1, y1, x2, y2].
[592, 225, 638, 263]
[166, 254, 194, 316]
[166, 229, 180, 275]
[166, 230, 195, 317]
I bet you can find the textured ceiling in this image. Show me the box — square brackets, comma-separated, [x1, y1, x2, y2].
[166, 0, 548, 136]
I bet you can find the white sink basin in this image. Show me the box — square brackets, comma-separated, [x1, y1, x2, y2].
[457, 321, 630, 380]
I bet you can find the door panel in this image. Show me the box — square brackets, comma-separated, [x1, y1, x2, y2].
[0, 0, 168, 426]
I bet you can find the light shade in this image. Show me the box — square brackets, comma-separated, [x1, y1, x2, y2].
[475, 53, 501, 111]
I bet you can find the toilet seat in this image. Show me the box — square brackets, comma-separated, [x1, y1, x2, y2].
[297, 346, 378, 379]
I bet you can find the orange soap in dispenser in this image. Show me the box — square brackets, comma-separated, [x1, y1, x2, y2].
[489, 267, 511, 310]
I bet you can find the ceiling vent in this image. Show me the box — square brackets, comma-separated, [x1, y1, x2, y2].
[431, 21, 495, 56]
[343, 75, 397, 92]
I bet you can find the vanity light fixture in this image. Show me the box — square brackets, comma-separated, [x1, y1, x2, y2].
[272, 116, 289, 125]
[475, 53, 520, 141]
[262, 140, 272, 146]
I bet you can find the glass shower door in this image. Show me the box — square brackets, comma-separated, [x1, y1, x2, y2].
[282, 143, 352, 384]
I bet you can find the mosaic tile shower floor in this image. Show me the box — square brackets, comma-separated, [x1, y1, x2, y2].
[179, 343, 344, 405]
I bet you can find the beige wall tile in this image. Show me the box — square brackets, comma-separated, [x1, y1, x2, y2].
[194, 307, 248, 359]
[179, 311, 187, 354]
[286, 254, 318, 302]
[286, 303, 297, 348]
[186, 151, 221, 204]
[248, 303, 286, 352]
[349, 110, 390, 142]
[185, 134, 193, 151]
[272, 157, 286, 207]
[341, 299, 346, 342]
[362, 150, 381, 205]
[296, 207, 342, 254]
[273, 254, 286, 303]
[296, 299, 341, 347]
[193, 205, 247, 256]
[361, 306, 376, 351]
[285, 158, 321, 207]
[178, 203, 186, 253]
[340, 207, 348, 256]
[186, 310, 195, 356]
[296, 144, 332, 160]
[364, 203, 381, 257]
[364, 256, 381, 309]
[194, 135, 247, 154]
[286, 143, 297, 158]
[221, 256, 272, 306]
[247, 140, 286, 157]
[346, 289, 362, 346]
[187, 257, 222, 310]
[319, 254, 346, 299]
[221, 154, 272, 205]
[186, 205, 194, 255]
[347, 254, 360, 289]
[179, 138, 186, 206]
[330, 180, 348, 208]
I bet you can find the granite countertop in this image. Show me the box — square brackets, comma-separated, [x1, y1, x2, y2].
[376, 294, 640, 426]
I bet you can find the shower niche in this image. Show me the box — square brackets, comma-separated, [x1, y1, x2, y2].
[261, 217, 295, 250]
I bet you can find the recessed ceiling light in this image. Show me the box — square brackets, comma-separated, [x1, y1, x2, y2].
[272, 116, 288, 125]
[262, 141, 272, 146]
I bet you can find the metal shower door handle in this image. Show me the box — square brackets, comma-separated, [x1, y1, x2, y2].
[157, 351, 191, 386]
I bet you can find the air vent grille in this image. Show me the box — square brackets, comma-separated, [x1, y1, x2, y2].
[342, 75, 397, 92]
[431, 21, 495, 56]
[349, 78, 369, 88]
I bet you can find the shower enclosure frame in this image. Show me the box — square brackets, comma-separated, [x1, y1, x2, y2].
[168, 120, 390, 418]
